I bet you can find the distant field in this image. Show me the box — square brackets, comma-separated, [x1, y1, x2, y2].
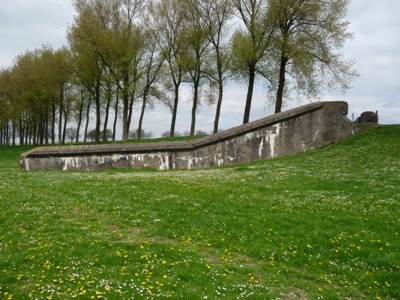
[0, 125, 399, 299]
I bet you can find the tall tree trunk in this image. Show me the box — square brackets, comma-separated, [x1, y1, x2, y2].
[275, 54, 288, 114]
[40, 116, 46, 145]
[102, 93, 111, 142]
[127, 91, 135, 137]
[2, 123, 5, 146]
[58, 86, 64, 144]
[138, 91, 148, 140]
[122, 87, 129, 142]
[122, 74, 130, 142]
[38, 116, 44, 145]
[12, 120, 16, 146]
[32, 120, 37, 145]
[24, 118, 29, 145]
[190, 83, 199, 136]
[112, 90, 119, 142]
[62, 109, 68, 144]
[243, 64, 256, 124]
[58, 104, 63, 144]
[45, 117, 49, 145]
[94, 82, 101, 143]
[122, 68, 132, 142]
[19, 117, 24, 146]
[170, 84, 180, 138]
[213, 78, 224, 134]
[76, 93, 84, 143]
[51, 104, 56, 144]
[1, 123, 4, 146]
[25, 119, 30, 145]
[5, 121, 9, 146]
[84, 94, 92, 143]
[0, 124, 3, 146]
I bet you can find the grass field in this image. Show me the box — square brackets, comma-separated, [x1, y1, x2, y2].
[0, 125, 399, 299]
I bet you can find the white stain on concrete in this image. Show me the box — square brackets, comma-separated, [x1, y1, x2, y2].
[266, 124, 281, 158]
[59, 153, 172, 171]
[159, 153, 169, 170]
[312, 129, 320, 143]
[62, 157, 80, 170]
[188, 157, 198, 170]
[258, 136, 264, 157]
[245, 132, 254, 141]
[112, 154, 121, 163]
[23, 159, 30, 172]
[83, 157, 89, 171]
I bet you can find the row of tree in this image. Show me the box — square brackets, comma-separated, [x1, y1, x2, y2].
[0, 0, 358, 146]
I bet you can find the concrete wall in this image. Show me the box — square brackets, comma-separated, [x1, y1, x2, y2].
[20, 101, 355, 171]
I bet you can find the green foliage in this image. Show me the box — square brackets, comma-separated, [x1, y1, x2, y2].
[1, 0, 358, 144]
[266, 0, 359, 112]
[0, 125, 399, 299]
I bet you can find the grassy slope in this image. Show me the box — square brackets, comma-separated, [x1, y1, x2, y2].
[0, 125, 399, 299]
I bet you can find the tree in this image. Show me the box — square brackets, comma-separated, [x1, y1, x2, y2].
[83, 93, 92, 143]
[13, 49, 51, 145]
[0, 68, 15, 146]
[68, 1, 107, 143]
[66, 127, 78, 143]
[99, 0, 146, 142]
[87, 129, 96, 142]
[182, 0, 213, 136]
[231, 0, 275, 124]
[268, 0, 359, 113]
[161, 131, 181, 138]
[197, 0, 234, 134]
[69, 0, 147, 143]
[101, 72, 116, 142]
[44, 47, 74, 145]
[136, 16, 165, 139]
[4, 46, 71, 146]
[73, 86, 90, 143]
[195, 129, 209, 136]
[149, 0, 189, 137]
[101, 129, 113, 141]
[129, 128, 153, 139]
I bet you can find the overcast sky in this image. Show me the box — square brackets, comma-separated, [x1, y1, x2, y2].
[1, 0, 399, 138]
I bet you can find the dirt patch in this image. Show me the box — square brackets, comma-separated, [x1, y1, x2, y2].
[280, 288, 308, 299]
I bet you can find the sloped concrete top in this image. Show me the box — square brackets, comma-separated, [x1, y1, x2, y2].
[191, 101, 326, 147]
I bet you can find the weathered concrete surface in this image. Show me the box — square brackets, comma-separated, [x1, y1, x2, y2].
[355, 111, 379, 124]
[20, 101, 355, 171]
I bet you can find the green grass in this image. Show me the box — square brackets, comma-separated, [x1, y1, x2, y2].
[0, 125, 399, 299]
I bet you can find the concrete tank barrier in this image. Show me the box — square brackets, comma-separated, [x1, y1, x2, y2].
[20, 101, 354, 171]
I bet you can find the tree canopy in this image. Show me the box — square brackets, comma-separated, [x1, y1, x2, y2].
[0, 0, 358, 146]
[267, 0, 359, 113]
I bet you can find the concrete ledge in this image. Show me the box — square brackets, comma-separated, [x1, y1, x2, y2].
[21, 141, 195, 157]
[20, 101, 354, 171]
